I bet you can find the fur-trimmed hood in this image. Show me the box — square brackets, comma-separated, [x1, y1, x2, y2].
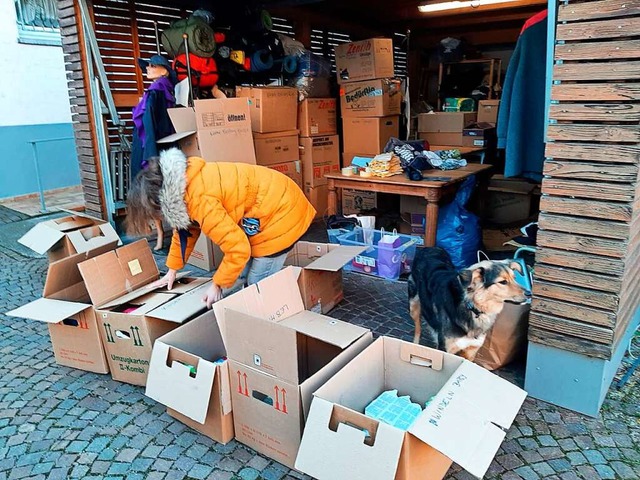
[159, 148, 191, 230]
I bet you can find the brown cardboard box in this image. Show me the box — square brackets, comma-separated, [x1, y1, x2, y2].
[418, 132, 464, 147]
[478, 100, 500, 124]
[295, 336, 527, 480]
[462, 123, 496, 148]
[340, 78, 402, 117]
[158, 99, 256, 164]
[77, 240, 210, 386]
[6, 243, 118, 374]
[417, 112, 477, 133]
[253, 130, 299, 166]
[335, 38, 394, 84]
[268, 160, 304, 190]
[300, 136, 340, 188]
[285, 242, 366, 314]
[236, 86, 298, 133]
[342, 116, 399, 155]
[298, 98, 337, 137]
[18, 212, 121, 263]
[342, 189, 377, 215]
[487, 177, 536, 225]
[305, 184, 328, 219]
[187, 233, 223, 272]
[146, 310, 235, 444]
[212, 268, 373, 468]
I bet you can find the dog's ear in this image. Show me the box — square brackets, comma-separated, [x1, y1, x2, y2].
[509, 261, 523, 274]
[458, 269, 473, 288]
[459, 267, 484, 289]
[471, 266, 485, 285]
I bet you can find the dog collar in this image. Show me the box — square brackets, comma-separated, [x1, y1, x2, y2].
[465, 300, 484, 317]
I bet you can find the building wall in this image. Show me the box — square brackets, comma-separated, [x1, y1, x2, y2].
[0, 0, 80, 199]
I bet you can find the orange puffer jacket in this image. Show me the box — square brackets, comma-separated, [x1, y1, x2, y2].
[159, 148, 316, 288]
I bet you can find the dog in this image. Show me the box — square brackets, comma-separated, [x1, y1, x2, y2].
[408, 247, 530, 360]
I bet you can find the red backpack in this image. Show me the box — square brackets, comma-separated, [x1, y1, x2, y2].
[173, 54, 219, 88]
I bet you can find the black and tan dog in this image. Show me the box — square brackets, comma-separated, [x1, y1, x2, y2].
[408, 247, 530, 360]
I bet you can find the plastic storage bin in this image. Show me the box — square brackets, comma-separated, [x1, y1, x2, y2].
[337, 227, 423, 280]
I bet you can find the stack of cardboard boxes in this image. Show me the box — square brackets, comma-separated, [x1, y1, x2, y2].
[298, 98, 340, 218]
[237, 86, 302, 189]
[336, 37, 400, 214]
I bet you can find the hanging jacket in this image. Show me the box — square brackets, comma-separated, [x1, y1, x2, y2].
[131, 77, 176, 179]
[158, 148, 316, 288]
[497, 10, 548, 182]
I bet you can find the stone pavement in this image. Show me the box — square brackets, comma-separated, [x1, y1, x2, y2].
[0, 213, 638, 480]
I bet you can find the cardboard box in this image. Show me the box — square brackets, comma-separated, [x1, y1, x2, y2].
[342, 189, 377, 215]
[158, 98, 256, 164]
[212, 267, 373, 468]
[462, 123, 496, 148]
[478, 100, 500, 124]
[340, 79, 402, 117]
[285, 242, 366, 314]
[253, 130, 299, 166]
[298, 98, 337, 137]
[236, 86, 298, 133]
[342, 116, 399, 155]
[417, 112, 477, 133]
[77, 240, 210, 386]
[18, 213, 120, 262]
[305, 184, 328, 219]
[268, 160, 303, 190]
[145, 309, 234, 444]
[418, 132, 464, 147]
[487, 177, 536, 225]
[300, 136, 340, 188]
[187, 233, 223, 272]
[6, 244, 117, 374]
[335, 38, 394, 84]
[296, 336, 527, 480]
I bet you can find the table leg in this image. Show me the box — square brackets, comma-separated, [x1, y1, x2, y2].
[327, 179, 337, 216]
[425, 199, 439, 247]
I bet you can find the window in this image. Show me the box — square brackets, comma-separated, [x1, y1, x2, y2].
[15, 0, 61, 46]
[310, 29, 351, 74]
[394, 32, 408, 78]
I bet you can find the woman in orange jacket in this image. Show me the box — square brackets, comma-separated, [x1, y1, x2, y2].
[126, 147, 316, 307]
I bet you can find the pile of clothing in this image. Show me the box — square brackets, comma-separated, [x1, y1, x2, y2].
[383, 138, 467, 181]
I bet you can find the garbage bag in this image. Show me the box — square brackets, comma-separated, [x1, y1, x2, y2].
[436, 175, 481, 269]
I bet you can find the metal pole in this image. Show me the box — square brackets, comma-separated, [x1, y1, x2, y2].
[153, 21, 161, 54]
[29, 142, 47, 213]
[183, 33, 194, 107]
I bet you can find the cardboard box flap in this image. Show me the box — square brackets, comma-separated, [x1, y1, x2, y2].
[253, 130, 299, 139]
[279, 311, 368, 348]
[305, 245, 368, 272]
[18, 222, 66, 254]
[6, 297, 89, 324]
[157, 130, 196, 144]
[44, 242, 118, 302]
[66, 224, 121, 254]
[145, 341, 217, 424]
[78, 239, 159, 307]
[99, 271, 192, 310]
[295, 398, 405, 480]
[167, 107, 197, 133]
[147, 282, 210, 323]
[409, 361, 527, 478]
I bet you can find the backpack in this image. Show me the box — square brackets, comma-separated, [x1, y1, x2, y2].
[173, 54, 219, 88]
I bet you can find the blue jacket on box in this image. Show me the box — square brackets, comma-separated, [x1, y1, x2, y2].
[497, 10, 548, 182]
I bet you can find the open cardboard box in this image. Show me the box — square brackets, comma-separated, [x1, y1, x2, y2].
[296, 336, 527, 480]
[6, 243, 118, 374]
[212, 267, 373, 468]
[157, 99, 256, 164]
[77, 240, 210, 386]
[285, 242, 366, 314]
[146, 309, 234, 444]
[18, 212, 121, 262]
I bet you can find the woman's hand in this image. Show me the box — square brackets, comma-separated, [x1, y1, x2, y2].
[147, 269, 177, 290]
[203, 283, 223, 309]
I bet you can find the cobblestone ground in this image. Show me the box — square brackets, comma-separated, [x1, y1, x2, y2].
[0, 212, 638, 480]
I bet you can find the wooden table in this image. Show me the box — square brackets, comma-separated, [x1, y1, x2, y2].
[326, 163, 493, 247]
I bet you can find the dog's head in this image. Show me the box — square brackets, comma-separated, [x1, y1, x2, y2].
[459, 259, 531, 315]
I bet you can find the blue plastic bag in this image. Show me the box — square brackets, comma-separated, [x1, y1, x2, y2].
[436, 175, 481, 269]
